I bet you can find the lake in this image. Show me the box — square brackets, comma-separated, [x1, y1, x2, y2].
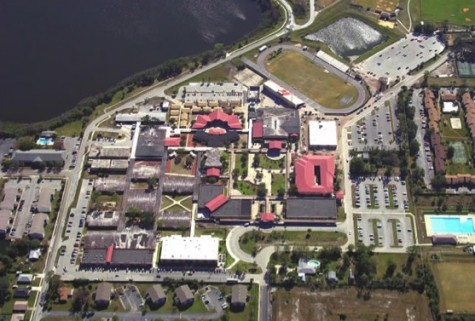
[0, 0, 262, 123]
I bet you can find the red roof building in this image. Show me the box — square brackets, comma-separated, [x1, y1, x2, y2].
[260, 213, 275, 222]
[294, 155, 335, 195]
[336, 191, 344, 199]
[105, 245, 114, 264]
[192, 110, 242, 130]
[207, 128, 227, 135]
[206, 167, 221, 177]
[268, 141, 282, 150]
[164, 137, 181, 147]
[205, 194, 228, 212]
[253, 120, 263, 139]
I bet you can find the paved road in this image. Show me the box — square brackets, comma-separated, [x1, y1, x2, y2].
[243, 44, 368, 114]
[42, 310, 223, 321]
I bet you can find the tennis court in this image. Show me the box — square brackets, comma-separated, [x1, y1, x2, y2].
[457, 61, 475, 77]
[451, 141, 467, 164]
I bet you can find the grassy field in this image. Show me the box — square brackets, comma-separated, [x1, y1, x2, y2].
[420, 0, 475, 25]
[432, 261, 475, 313]
[271, 174, 286, 196]
[239, 230, 347, 255]
[266, 51, 359, 109]
[272, 287, 432, 321]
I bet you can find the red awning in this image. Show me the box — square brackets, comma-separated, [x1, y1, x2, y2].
[268, 140, 282, 150]
[164, 137, 181, 147]
[105, 245, 114, 264]
[206, 167, 221, 177]
[205, 194, 228, 212]
[260, 213, 275, 222]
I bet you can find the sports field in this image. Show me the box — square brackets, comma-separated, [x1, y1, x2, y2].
[433, 261, 475, 313]
[450, 141, 467, 164]
[352, 0, 398, 12]
[266, 51, 358, 109]
[421, 0, 475, 26]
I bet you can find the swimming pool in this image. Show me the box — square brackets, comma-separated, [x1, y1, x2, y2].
[36, 137, 53, 146]
[429, 216, 475, 234]
[308, 260, 321, 268]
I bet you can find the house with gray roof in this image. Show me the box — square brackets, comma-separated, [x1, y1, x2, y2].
[146, 285, 167, 308]
[28, 213, 49, 240]
[174, 285, 194, 308]
[231, 285, 247, 310]
[12, 150, 65, 165]
[0, 187, 18, 211]
[95, 282, 112, 307]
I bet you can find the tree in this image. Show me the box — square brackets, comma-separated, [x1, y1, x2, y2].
[350, 157, 366, 176]
[384, 260, 397, 278]
[147, 178, 157, 190]
[277, 187, 285, 198]
[409, 140, 420, 157]
[447, 145, 455, 160]
[0, 277, 10, 305]
[71, 288, 90, 312]
[257, 183, 267, 197]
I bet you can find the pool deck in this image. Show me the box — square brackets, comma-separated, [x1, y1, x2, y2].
[424, 214, 475, 244]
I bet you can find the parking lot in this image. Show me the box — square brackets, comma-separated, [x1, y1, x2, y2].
[352, 176, 409, 213]
[355, 214, 414, 250]
[62, 137, 81, 170]
[9, 178, 62, 239]
[120, 285, 144, 312]
[349, 100, 399, 151]
[360, 34, 445, 80]
[412, 89, 435, 187]
[58, 178, 93, 270]
[201, 286, 228, 312]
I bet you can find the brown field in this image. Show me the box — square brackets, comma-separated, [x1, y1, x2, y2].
[272, 287, 433, 321]
[432, 261, 475, 313]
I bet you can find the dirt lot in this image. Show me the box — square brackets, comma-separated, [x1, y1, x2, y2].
[272, 287, 433, 321]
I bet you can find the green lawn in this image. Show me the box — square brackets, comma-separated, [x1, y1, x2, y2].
[54, 119, 84, 137]
[421, 0, 475, 26]
[236, 181, 258, 196]
[239, 230, 347, 255]
[372, 253, 409, 279]
[255, 154, 285, 170]
[194, 227, 228, 239]
[169, 157, 194, 176]
[271, 174, 286, 196]
[266, 51, 359, 109]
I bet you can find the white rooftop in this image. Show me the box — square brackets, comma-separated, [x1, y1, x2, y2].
[160, 235, 219, 262]
[442, 102, 458, 114]
[308, 120, 338, 148]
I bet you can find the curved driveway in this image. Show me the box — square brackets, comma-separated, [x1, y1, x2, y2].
[244, 45, 368, 114]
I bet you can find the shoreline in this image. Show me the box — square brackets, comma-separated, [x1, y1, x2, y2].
[0, 1, 285, 137]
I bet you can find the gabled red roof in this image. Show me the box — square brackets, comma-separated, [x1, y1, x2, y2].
[205, 194, 228, 212]
[106, 245, 114, 264]
[268, 140, 282, 150]
[253, 120, 263, 139]
[295, 155, 335, 195]
[192, 110, 242, 130]
[260, 213, 275, 222]
[164, 137, 181, 147]
[206, 167, 220, 177]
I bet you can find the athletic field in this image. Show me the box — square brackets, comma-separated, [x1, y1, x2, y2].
[421, 0, 475, 26]
[433, 261, 475, 313]
[266, 51, 358, 109]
